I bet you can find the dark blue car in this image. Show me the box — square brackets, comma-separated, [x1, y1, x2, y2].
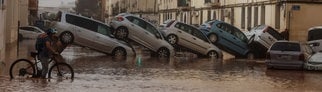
[199, 20, 254, 58]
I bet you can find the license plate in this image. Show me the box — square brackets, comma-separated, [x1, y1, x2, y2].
[279, 55, 291, 60]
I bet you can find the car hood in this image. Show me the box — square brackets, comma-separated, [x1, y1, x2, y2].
[309, 52, 322, 62]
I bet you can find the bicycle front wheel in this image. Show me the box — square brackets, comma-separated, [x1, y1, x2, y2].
[9, 59, 35, 79]
[48, 63, 74, 80]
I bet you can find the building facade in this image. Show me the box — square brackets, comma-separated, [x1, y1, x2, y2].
[105, 0, 159, 24]
[1, 0, 24, 75]
[159, 0, 322, 42]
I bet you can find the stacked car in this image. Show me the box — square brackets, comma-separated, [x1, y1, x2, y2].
[199, 20, 254, 58]
[160, 20, 223, 58]
[53, 12, 135, 57]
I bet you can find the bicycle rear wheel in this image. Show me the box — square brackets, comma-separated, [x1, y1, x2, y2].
[9, 59, 35, 79]
[48, 63, 74, 80]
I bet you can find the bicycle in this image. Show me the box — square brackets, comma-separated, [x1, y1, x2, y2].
[9, 52, 74, 80]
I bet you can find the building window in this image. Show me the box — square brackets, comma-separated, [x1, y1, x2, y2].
[213, 11, 217, 20]
[221, 9, 224, 21]
[231, 8, 234, 25]
[254, 6, 258, 27]
[241, 7, 245, 29]
[275, 5, 280, 29]
[261, 5, 265, 25]
[247, 6, 252, 30]
[207, 10, 211, 21]
[200, 10, 203, 24]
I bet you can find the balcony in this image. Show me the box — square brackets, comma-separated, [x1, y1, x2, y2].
[205, 0, 220, 7]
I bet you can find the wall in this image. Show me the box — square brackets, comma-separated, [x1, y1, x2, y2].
[19, 0, 29, 26]
[287, 3, 322, 42]
[0, 0, 6, 75]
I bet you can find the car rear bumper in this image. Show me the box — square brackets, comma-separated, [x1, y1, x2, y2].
[266, 60, 304, 69]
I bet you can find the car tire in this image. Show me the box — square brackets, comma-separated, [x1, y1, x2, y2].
[207, 50, 218, 59]
[115, 27, 129, 40]
[208, 34, 218, 43]
[167, 34, 178, 46]
[59, 31, 74, 45]
[112, 47, 127, 57]
[157, 47, 170, 58]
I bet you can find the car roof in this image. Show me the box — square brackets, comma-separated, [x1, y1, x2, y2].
[308, 26, 322, 31]
[63, 12, 110, 27]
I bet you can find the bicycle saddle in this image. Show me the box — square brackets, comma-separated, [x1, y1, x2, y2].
[30, 52, 38, 58]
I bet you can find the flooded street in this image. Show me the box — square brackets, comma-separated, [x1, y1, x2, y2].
[1, 39, 322, 92]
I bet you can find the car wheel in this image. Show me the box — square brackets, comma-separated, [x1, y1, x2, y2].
[59, 31, 74, 45]
[157, 47, 170, 58]
[112, 47, 127, 57]
[116, 27, 128, 40]
[208, 34, 218, 43]
[207, 51, 218, 59]
[167, 34, 178, 45]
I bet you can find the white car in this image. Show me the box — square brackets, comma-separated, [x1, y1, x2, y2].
[247, 25, 284, 49]
[19, 26, 45, 40]
[307, 26, 322, 52]
[160, 20, 223, 58]
[305, 51, 322, 70]
[110, 13, 175, 57]
[53, 12, 135, 57]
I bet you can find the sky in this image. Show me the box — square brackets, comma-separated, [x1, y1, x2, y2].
[38, 0, 76, 7]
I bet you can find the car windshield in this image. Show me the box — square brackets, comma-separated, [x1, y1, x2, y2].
[308, 29, 322, 41]
[271, 42, 301, 51]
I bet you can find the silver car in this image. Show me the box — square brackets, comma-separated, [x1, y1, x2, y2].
[305, 51, 322, 70]
[266, 41, 312, 69]
[19, 26, 45, 40]
[53, 12, 135, 57]
[110, 13, 174, 57]
[160, 20, 223, 58]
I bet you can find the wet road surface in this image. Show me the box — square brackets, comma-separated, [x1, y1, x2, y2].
[1, 39, 322, 92]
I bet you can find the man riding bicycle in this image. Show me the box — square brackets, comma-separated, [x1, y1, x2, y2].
[36, 28, 59, 78]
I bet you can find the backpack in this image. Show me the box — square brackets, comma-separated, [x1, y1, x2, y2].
[35, 34, 47, 52]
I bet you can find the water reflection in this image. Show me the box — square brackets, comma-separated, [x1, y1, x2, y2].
[2, 40, 322, 92]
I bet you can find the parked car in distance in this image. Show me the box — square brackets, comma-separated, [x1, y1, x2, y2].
[53, 12, 135, 57]
[19, 26, 45, 40]
[266, 41, 312, 69]
[110, 13, 175, 58]
[307, 26, 322, 52]
[305, 51, 322, 70]
[200, 20, 254, 58]
[160, 20, 223, 58]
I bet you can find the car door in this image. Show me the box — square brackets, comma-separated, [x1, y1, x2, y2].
[230, 26, 249, 55]
[95, 23, 116, 53]
[190, 27, 210, 54]
[67, 14, 97, 48]
[215, 23, 242, 54]
[173, 23, 195, 48]
[127, 16, 155, 50]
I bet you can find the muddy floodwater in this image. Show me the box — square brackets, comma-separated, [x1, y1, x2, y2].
[1, 39, 322, 92]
